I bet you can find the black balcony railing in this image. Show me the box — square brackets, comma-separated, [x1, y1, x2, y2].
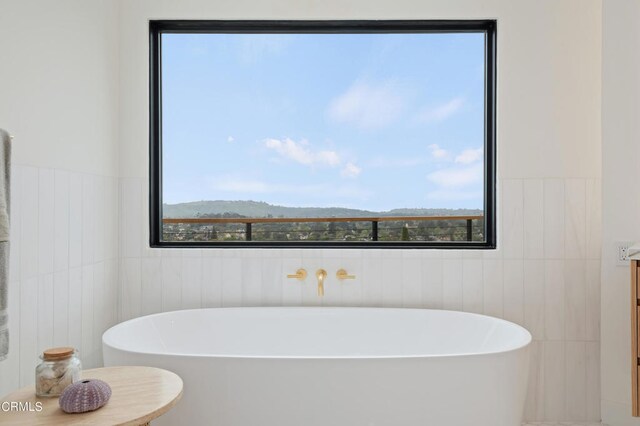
[163, 215, 484, 242]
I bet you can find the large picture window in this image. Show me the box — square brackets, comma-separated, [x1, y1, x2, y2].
[150, 20, 496, 248]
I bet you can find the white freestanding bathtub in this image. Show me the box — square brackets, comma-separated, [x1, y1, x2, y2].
[103, 308, 531, 426]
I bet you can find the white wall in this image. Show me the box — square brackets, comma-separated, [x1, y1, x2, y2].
[0, 0, 607, 423]
[0, 0, 121, 396]
[601, 0, 640, 424]
[118, 0, 603, 422]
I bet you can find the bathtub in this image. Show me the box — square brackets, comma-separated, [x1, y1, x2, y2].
[102, 307, 531, 426]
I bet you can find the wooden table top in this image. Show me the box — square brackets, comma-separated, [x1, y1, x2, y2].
[0, 366, 183, 425]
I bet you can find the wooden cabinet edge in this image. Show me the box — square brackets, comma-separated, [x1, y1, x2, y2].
[632, 260, 639, 417]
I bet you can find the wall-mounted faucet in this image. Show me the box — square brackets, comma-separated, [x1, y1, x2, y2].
[336, 269, 356, 280]
[316, 269, 327, 297]
[286, 268, 355, 297]
[286, 268, 307, 280]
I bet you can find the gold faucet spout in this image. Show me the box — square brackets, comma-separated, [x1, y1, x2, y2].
[316, 269, 327, 297]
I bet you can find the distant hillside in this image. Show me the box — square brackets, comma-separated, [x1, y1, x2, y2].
[163, 200, 482, 219]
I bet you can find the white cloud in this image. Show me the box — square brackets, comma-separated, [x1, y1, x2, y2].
[264, 138, 340, 167]
[428, 144, 448, 160]
[341, 162, 362, 178]
[426, 163, 483, 188]
[227, 136, 235, 143]
[417, 97, 465, 123]
[455, 147, 483, 164]
[328, 80, 405, 130]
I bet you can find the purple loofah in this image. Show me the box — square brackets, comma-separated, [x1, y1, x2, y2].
[59, 379, 112, 414]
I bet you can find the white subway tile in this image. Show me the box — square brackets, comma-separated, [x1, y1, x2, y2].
[8, 166, 22, 283]
[401, 256, 422, 308]
[381, 256, 403, 308]
[441, 250, 463, 259]
[544, 340, 566, 420]
[502, 179, 524, 259]
[0, 280, 21, 395]
[93, 177, 106, 262]
[564, 260, 586, 341]
[585, 179, 602, 260]
[81, 175, 95, 266]
[92, 262, 106, 357]
[161, 257, 182, 311]
[422, 258, 443, 309]
[586, 341, 601, 421]
[53, 170, 69, 272]
[524, 341, 545, 420]
[182, 257, 202, 309]
[37, 274, 54, 355]
[564, 179, 586, 259]
[38, 169, 54, 275]
[442, 259, 463, 311]
[524, 260, 545, 340]
[105, 258, 119, 327]
[19, 276, 37, 386]
[68, 172, 82, 269]
[362, 250, 383, 306]
[201, 256, 222, 308]
[67, 267, 82, 354]
[565, 341, 587, 422]
[585, 260, 600, 341]
[503, 259, 524, 325]
[141, 257, 162, 315]
[241, 256, 263, 307]
[523, 179, 544, 259]
[19, 167, 38, 281]
[543, 179, 565, 259]
[462, 259, 483, 314]
[261, 256, 284, 306]
[181, 248, 202, 258]
[52, 269, 69, 346]
[545, 260, 565, 341]
[121, 258, 141, 321]
[81, 265, 94, 367]
[106, 177, 119, 259]
[483, 258, 503, 318]
[221, 257, 242, 307]
[120, 178, 142, 258]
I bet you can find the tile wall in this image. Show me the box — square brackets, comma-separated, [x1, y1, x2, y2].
[0, 165, 119, 397]
[0, 170, 601, 424]
[120, 176, 602, 423]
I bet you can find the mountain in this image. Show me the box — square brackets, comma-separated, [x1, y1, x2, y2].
[162, 200, 482, 219]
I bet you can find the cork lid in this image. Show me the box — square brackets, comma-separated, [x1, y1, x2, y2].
[43, 347, 75, 361]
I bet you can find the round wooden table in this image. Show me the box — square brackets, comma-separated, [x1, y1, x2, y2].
[0, 366, 183, 425]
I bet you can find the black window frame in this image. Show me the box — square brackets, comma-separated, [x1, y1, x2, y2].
[149, 19, 497, 249]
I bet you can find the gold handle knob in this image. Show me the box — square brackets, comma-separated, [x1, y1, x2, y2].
[336, 269, 356, 280]
[287, 268, 307, 280]
[316, 269, 327, 297]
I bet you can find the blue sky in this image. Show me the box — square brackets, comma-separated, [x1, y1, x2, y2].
[162, 32, 486, 212]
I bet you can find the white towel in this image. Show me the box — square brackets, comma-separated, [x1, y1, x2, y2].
[0, 128, 11, 361]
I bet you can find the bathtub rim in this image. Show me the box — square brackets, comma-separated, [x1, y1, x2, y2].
[102, 307, 532, 360]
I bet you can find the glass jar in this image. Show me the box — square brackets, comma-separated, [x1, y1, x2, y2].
[35, 347, 82, 397]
